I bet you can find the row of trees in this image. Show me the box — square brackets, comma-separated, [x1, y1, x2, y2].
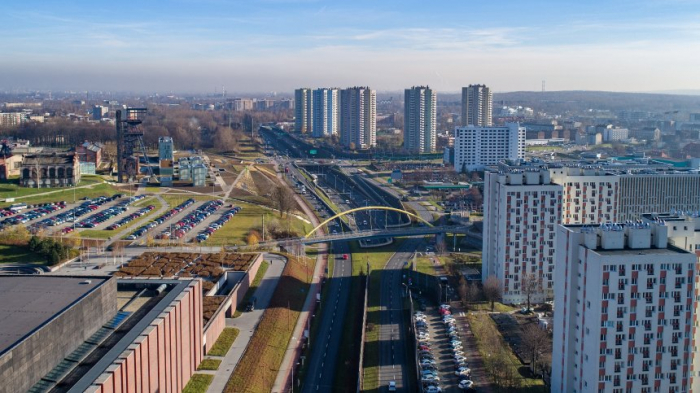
[0, 104, 287, 154]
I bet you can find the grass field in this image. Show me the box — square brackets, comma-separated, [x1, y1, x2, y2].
[79, 196, 163, 239]
[0, 176, 102, 200]
[225, 254, 315, 393]
[183, 374, 214, 393]
[468, 313, 547, 391]
[208, 327, 239, 357]
[233, 260, 270, 318]
[197, 358, 222, 371]
[469, 302, 519, 313]
[0, 244, 46, 264]
[414, 255, 436, 276]
[0, 181, 123, 208]
[203, 202, 312, 246]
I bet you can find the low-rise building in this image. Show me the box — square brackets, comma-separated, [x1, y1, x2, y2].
[20, 152, 80, 187]
[76, 141, 104, 166]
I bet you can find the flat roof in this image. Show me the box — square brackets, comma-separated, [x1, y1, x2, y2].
[595, 247, 689, 256]
[0, 276, 110, 356]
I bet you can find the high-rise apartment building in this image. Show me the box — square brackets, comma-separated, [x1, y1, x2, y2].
[482, 161, 562, 303]
[294, 88, 313, 134]
[312, 88, 339, 138]
[340, 87, 376, 149]
[549, 164, 700, 224]
[552, 221, 700, 393]
[404, 86, 437, 153]
[453, 123, 525, 171]
[461, 84, 492, 126]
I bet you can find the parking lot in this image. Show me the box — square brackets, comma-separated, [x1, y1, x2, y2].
[414, 301, 476, 392]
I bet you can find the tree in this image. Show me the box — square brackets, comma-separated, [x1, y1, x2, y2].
[458, 276, 468, 306]
[521, 273, 542, 312]
[271, 185, 295, 218]
[483, 275, 502, 312]
[246, 231, 260, 247]
[521, 323, 551, 376]
[145, 234, 155, 248]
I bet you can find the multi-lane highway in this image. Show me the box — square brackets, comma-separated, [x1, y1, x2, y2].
[301, 242, 352, 392]
[377, 237, 425, 392]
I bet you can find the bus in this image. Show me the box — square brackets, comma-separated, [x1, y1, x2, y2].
[9, 203, 27, 212]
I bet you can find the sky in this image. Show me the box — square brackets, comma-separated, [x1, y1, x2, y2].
[1, 0, 699, 94]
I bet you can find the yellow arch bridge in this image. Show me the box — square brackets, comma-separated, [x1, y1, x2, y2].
[304, 206, 433, 239]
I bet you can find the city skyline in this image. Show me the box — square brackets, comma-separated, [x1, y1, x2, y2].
[1, 0, 699, 93]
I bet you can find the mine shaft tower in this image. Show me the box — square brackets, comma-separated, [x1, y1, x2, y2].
[116, 107, 153, 183]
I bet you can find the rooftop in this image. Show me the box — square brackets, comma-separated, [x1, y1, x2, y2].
[0, 276, 110, 356]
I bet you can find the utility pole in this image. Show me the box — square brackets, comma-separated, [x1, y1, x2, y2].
[262, 214, 265, 242]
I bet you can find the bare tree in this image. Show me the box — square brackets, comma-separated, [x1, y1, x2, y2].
[271, 185, 295, 218]
[458, 276, 468, 306]
[483, 275, 502, 312]
[521, 273, 542, 312]
[521, 323, 551, 376]
[467, 280, 481, 304]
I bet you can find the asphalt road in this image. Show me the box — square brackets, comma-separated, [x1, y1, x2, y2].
[300, 242, 352, 392]
[378, 237, 423, 392]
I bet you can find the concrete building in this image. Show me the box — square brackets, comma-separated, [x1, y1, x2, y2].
[0, 112, 24, 127]
[453, 123, 525, 171]
[232, 98, 254, 111]
[20, 152, 80, 188]
[0, 276, 117, 393]
[549, 164, 700, 224]
[158, 136, 174, 161]
[461, 84, 492, 126]
[0, 153, 23, 180]
[632, 127, 661, 142]
[340, 86, 376, 149]
[192, 163, 207, 187]
[404, 86, 437, 153]
[311, 88, 339, 137]
[482, 161, 563, 303]
[294, 88, 313, 134]
[552, 222, 700, 393]
[603, 127, 629, 142]
[76, 141, 104, 166]
[91, 105, 108, 121]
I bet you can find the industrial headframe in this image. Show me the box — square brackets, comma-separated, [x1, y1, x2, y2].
[115, 108, 155, 183]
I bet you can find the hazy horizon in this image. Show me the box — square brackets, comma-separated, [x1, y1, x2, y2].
[2, 0, 699, 94]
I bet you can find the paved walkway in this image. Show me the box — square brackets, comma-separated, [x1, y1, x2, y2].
[206, 253, 287, 393]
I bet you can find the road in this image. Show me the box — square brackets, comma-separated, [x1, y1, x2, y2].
[300, 242, 352, 392]
[377, 237, 423, 392]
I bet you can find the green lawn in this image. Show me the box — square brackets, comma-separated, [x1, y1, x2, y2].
[0, 176, 102, 200]
[203, 202, 312, 246]
[183, 374, 214, 393]
[0, 244, 46, 265]
[197, 358, 222, 371]
[208, 327, 239, 356]
[469, 301, 519, 313]
[0, 181, 123, 208]
[77, 196, 163, 240]
[233, 260, 270, 318]
[414, 256, 436, 276]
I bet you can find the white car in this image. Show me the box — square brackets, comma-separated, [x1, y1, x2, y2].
[425, 386, 442, 392]
[458, 380, 474, 390]
[388, 380, 396, 391]
[455, 367, 471, 377]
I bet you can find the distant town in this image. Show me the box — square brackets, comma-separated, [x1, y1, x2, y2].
[1, 85, 700, 393]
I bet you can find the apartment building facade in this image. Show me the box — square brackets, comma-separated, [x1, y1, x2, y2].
[552, 222, 700, 393]
[453, 123, 525, 171]
[461, 84, 492, 126]
[340, 87, 376, 149]
[404, 86, 437, 153]
[482, 162, 563, 303]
